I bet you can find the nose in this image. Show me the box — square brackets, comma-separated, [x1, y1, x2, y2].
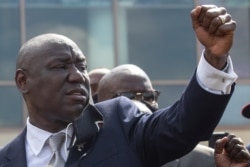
[68, 66, 86, 83]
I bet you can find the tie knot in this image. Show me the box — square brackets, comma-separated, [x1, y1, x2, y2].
[48, 133, 65, 152]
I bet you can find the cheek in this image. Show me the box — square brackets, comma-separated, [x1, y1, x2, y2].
[32, 79, 64, 102]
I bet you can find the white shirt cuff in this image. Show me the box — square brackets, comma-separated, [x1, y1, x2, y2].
[197, 51, 238, 94]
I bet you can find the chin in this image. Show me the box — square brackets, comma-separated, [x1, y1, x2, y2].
[62, 107, 83, 121]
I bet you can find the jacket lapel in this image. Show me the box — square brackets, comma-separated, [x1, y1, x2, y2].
[66, 104, 103, 166]
[1, 128, 27, 167]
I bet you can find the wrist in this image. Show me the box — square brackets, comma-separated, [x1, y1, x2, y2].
[204, 50, 229, 70]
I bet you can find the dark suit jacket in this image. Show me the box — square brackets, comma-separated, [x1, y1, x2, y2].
[0, 74, 233, 167]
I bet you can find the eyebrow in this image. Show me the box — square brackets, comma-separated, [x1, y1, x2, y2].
[45, 56, 86, 69]
[47, 54, 86, 63]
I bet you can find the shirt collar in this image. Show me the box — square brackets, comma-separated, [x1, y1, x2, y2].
[26, 118, 73, 156]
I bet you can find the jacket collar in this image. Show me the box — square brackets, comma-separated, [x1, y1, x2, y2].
[65, 104, 103, 165]
[69, 104, 103, 148]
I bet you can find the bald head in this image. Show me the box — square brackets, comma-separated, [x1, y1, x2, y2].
[16, 33, 82, 70]
[97, 64, 159, 111]
[89, 68, 110, 96]
[97, 64, 152, 101]
[89, 68, 110, 103]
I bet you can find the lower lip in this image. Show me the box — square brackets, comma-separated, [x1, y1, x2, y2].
[67, 95, 86, 102]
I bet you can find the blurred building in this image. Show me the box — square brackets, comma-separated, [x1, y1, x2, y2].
[0, 0, 250, 145]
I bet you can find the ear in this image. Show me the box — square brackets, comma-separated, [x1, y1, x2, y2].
[15, 69, 29, 94]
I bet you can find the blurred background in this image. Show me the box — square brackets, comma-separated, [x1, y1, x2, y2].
[0, 0, 250, 146]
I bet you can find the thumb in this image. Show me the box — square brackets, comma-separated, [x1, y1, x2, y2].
[214, 137, 228, 154]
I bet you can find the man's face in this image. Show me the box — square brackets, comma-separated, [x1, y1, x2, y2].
[25, 41, 90, 129]
[113, 75, 159, 112]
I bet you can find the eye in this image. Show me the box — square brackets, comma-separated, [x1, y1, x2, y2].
[143, 94, 154, 102]
[54, 64, 67, 69]
[77, 64, 87, 72]
[126, 93, 136, 99]
[120, 92, 136, 99]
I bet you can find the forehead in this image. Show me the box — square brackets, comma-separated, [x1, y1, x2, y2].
[89, 73, 105, 84]
[114, 75, 152, 92]
[38, 39, 86, 63]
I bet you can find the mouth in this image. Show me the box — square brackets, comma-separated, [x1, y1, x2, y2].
[66, 88, 88, 102]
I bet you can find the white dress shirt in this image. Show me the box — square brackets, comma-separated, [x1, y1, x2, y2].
[26, 118, 73, 167]
[25, 52, 238, 166]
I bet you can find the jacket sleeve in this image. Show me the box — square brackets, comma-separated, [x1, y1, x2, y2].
[116, 72, 234, 167]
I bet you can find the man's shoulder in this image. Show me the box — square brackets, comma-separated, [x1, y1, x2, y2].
[0, 139, 13, 162]
[96, 96, 132, 105]
[192, 144, 214, 155]
[180, 144, 214, 162]
[94, 96, 145, 122]
[176, 144, 215, 167]
[0, 128, 26, 155]
[95, 96, 134, 112]
[0, 142, 9, 155]
[0, 130, 27, 166]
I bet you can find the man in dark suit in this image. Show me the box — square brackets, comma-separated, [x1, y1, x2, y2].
[0, 4, 237, 167]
